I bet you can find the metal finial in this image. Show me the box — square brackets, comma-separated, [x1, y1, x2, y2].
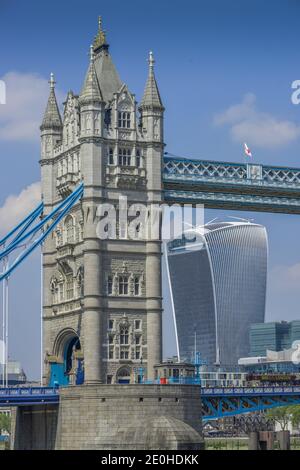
[49, 73, 56, 89]
[149, 51, 155, 69]
[93, 16, 107, 50]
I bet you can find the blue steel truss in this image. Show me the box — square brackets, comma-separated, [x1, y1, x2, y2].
[201, 387, 300, 421]
[163, 156, 300, 213]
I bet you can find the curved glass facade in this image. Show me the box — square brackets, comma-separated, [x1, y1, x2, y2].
[167, 222, 268, 366]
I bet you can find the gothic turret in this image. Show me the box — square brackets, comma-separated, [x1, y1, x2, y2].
[79, 46, 103, 105]
[139, 52, 164, 142]
[40, 74, 62, 162]
[40, 74, 63, 207]
[140, 52, 164, 111]
[79, 46, 105, 138]
[41, 73, 62, 131]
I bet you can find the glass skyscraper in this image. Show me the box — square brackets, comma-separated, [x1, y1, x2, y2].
[166, 222, 268, 366]
[250, 321, 300, 357]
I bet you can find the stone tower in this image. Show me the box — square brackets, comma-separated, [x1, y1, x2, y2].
[40, 18, 164, 385]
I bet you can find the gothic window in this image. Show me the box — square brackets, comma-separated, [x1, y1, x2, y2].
[120, 350, 129, 360]
[108, 335, 114, 345]
[135, 347, 141, 360]
[107, 276, 113, 295]
[135, 336, 141, 345]
[118, 148, 131, 167]
[58, 282, 64, 302]
[118, 276, 129, 296]
[65, 216, 75, 244]
[108, 346, 114, 360]
[108, 320, 114, 331]
[108, 147, 114, 165]
[104, 108, 111, 128]
[120, 327, 129, 345]
[134, 277, 141, 296]
[118, 111, 131, 129]
[135, 320, 141, 331]
[136, 149, 142, 168]
[66, 274, 74, 300]
[55, 228, 63, 248]
[51, 279, 58, 304]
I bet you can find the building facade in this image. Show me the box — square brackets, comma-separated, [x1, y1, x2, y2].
[166, 222, 268, 366]
[250, 321, 300, 357]
[40, 18, 164, 386]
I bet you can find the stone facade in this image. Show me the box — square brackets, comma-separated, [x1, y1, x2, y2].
[40, 18, 164, 385]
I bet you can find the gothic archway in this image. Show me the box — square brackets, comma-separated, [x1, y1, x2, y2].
[116, 367, 131, 384]
[49, 329, 84, 386]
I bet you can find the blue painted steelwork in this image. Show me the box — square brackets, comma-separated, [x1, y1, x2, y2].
[0, 387, 59, 407]
[0, 183, 84, 281]
[0, 202, 44, 247]
[1, 385, 300, 422]
[163, 157, 300, 213]
[201, 386, 300, 421]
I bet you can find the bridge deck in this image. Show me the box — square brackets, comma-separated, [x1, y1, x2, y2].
[163, 157, 300, 213]
[0, 387, 59, 406]
[1, 386, 300, 422]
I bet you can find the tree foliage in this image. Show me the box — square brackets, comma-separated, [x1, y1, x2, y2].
[266, 406, 300, 431]
[0, 413, 10, 435]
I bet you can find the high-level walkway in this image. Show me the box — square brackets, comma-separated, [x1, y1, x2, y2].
[163, 156, 300, 213]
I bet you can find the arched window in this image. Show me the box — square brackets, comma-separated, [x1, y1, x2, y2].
[134, 277, 140, 296]
[66, 274, 74, 300]
[65, 216, 75, 244]
[120, 327, 129, 345]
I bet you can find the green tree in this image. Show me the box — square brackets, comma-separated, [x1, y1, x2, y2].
[0, 414, 10, 435]
[266, 406, 300, 431]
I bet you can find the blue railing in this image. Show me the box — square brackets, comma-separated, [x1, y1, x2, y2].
[200, 386, 300, 396]
[0, 387, 59, 406]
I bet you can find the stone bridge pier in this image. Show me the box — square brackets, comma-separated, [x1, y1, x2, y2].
[12, 385, 204, 450]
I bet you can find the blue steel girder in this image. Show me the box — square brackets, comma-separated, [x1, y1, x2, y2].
[0, 387, 59, 407]
[202, 394, 300, 421]
[163, 157, 300, 214]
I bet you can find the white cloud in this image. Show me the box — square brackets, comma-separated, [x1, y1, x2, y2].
[0, 72, 64, 142]
[0, 182, 41, 237]
[269, 263, 300, 294]
[214, 93, 300, 149]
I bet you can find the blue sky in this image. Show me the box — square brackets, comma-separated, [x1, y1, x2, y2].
[1, 0, 300, 379]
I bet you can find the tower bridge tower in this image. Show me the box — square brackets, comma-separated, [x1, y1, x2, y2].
[40, 18, 164, 385]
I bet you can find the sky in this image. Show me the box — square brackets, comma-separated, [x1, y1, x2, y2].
[1, 0, 300, 379]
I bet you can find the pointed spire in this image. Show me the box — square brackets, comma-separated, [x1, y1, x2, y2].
[40, 73, 62, 131]
[140, 52, 164, 110]
[93, 16, 108, 53]
[79, 45, 103, 105]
